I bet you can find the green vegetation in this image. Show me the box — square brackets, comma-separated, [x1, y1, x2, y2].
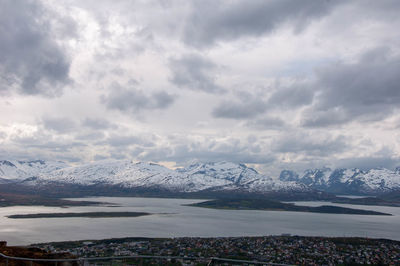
[7, 211, 151, 219]
[188, 198, 392, 215]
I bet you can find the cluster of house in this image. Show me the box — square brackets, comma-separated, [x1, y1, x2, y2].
[36, 236, 400, 265]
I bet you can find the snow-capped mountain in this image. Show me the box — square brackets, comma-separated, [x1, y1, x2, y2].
[279, 167, 400, 194]
[0, 160, 68, 183]
[4, 159, 398, 195]
[35, 160, 306, 193]
[35, 160, 191, 191]
[176, 162, 304, 192]
[0, 159, 306, 193]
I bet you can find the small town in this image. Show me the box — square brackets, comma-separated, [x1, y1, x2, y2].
[34, 236, 400, 265]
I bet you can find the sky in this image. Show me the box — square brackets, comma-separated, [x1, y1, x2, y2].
[1, 0, 400, 176]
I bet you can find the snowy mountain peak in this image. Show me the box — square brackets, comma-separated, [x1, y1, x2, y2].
[19, 160, 46, 165]
[304, 167, 332, 175]
[279, 166, 400, 194]
[181, 161, 256, 172]
[0, 160, 16, 167]
[177, 161, 260, 186]
[279, 170, 299, 182]
[395, 166, 400, 175]
[0, 160, 70, 183]
[298, 167, 332, 187]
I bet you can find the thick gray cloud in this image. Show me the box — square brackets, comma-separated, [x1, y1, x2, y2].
[102, 82, 175, 114]
[212, 47, 400, 125]
[212, 98, 267, 119]
[103, 134, 155, 148]
[334, 156, 400, 171]
[302, 47, 400, 127]
[0, 0, 72, 96]
[82, 118, 117, 130]
[139, 139, 275, 165]
[349, 0, 400, 22]
[0, 146, 82, 163]
[246, 117, 287, 130]
[24, 141, 86, 152]
[169, 54, 224, 93]
[2, 0, 400, 174]
[212, 83, 314, 120]
[42, 117, 77, 133]
[267, 85, 314, 108]
[10, 131, 86, 154]
[76, 132, 106, 141]
[212, 91, 269, 119]
[183, 0, 343, 47]
[272, 133, 349, 157]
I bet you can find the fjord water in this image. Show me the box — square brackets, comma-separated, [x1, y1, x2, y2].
[1, 197, 400, 246]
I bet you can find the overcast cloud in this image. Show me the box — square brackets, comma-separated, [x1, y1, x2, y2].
[183, 0, 344, 47]
[1, 0, 400, 176]
[301, 47, 400, 127]
[169, 54, 224, 93]
[0, 0, 72, 96]
[101, 82, 175, 114]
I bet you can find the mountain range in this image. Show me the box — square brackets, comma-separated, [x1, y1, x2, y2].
[1, 159, 399, 196]
[279, 167, 400, 195]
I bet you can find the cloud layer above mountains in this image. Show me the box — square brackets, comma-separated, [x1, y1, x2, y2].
[1, 0, 400, 175]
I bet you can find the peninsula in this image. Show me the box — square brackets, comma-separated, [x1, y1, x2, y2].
[188, 199, 392, 216]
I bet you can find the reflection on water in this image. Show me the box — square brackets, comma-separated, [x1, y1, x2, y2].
[0, 197, 399, 246]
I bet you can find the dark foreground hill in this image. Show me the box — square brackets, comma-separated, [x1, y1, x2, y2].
[0, 241, 77, 266]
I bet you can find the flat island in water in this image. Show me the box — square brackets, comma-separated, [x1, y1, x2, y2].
[7, 212, 151, 219]
[188, 199, 392, 216]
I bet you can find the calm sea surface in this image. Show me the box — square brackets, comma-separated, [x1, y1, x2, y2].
[1, 197, 399, 246]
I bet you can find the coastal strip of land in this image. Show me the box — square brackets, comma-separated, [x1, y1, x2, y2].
[0, 192, 108, 208]
[332, 195, 400, 207]
[7, 211, 151, 219]
[188, 198, 392, 216]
